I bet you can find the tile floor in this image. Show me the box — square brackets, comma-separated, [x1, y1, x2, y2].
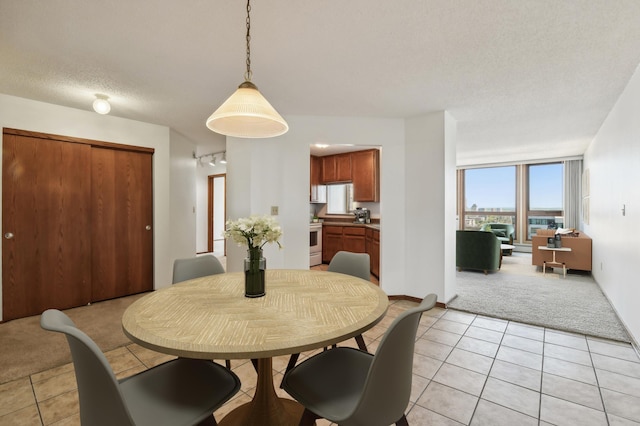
[2, 300, 640, 425]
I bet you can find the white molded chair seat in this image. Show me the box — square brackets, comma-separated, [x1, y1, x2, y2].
[41, 309, 240, 426]
[282, 294, 438, 426]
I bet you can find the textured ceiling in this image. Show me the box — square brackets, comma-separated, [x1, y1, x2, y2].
[2, 1, 640, 165]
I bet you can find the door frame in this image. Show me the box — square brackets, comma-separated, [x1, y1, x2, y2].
[207, 173, 227, 255]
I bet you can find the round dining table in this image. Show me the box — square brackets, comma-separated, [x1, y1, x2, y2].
[122, 269, 388, 426]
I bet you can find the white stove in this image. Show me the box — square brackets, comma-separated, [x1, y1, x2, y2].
[310, 223, 322, 266]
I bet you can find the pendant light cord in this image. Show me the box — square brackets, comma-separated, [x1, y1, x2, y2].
[245, 0, 252, 82]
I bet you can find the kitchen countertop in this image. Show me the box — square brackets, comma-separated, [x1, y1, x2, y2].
[318, 221, 380, 230]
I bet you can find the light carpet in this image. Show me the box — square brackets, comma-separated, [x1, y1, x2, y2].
[448, 253, 630, 342]
[0, 293, 146, 384]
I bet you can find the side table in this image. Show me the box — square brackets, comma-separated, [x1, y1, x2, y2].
[537, 246, 572, 277]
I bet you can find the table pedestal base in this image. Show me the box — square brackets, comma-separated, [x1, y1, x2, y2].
[218, 358, 305, 426]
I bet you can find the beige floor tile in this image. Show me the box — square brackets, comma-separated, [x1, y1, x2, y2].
[506, 322, 544, 341]
[542, 372, 603, 411]
[415, 337, 454, 361]
[432, 318, 470, 335]
[489, 359, 541, 391]
[471, 316, 508, 333]
[540, 394, 608, 426]
[407, 403, 464, 425]
[597, 368, 640, 398]
[607, 413, 640, 425]
[38, 389, 79, 425]
[543, 356, 597, 385]
[464, 325, 504, 344]
[32, 370, 76, 402]
[481, 377, 540, 418]
[412, 352, 443, 380]
[0, 377, 36, 417]
[588, 339, 640, 363]
[232, 361, 258, 392]
[446, 348, 493, 375]
[501, 334, 544, 355]
[433, 363, 487, 396]
[471, 399, 538, 426]
[423, 328, 463, 347]
[441, 310, 476, 325]
[0, 404, 41, 426]
[50, 412, 81, 425]
[592, 353, 640, 378]
[544, 342, 592, 366]
[103, 347, 145, 375]
[410, 373, 430, 403]
[417, 381, 478, 425]
[602, 388, 640, 423]
[31, 363, 74, 384]
[214, 392, 252, 422]
[544, 329, 589, 351]
[456, 336, 499, 358]
[496, 345, 542, 370]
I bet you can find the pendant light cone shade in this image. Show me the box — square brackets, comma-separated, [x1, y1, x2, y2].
[206, 81, 288, 138]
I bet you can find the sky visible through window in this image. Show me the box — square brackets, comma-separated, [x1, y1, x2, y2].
[465, 164, 563, 211]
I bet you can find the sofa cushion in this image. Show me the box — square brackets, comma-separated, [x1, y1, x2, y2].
[492, 230, 507, 238]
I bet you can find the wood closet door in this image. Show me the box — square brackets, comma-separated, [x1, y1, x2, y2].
[91, 148, 153, 301]
[2, 133, 92, 321]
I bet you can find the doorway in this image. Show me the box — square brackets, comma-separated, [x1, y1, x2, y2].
[208, 174, 226, 255]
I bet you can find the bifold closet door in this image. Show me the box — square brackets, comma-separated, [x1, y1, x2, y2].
[2, 133, 92, 321]
[91, 147, 153, 301]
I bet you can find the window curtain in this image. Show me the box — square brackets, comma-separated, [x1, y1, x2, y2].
[564, 159, 582, 229]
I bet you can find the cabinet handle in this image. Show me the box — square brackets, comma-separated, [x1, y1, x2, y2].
[4, 232, 14, 239]
[145, 225, 152, 231]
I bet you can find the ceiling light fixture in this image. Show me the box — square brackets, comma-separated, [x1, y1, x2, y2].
[205, 0, 288, 138]
[92, 94, 111, 115]
[194, 151, 227, 167]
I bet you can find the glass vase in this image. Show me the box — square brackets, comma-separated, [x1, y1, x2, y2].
[244, 247, 266, 298]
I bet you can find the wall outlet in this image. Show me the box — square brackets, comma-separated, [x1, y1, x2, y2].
[271, 206, 279, 215]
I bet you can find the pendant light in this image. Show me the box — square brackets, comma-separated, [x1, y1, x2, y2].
[206, 0, 288, 138]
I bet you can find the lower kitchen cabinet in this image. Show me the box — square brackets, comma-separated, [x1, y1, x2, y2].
[366, 228, 380, 278]
[323, 225, 379, 278]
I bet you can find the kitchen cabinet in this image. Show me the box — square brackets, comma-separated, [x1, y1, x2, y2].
[343, 227, 366, 253]
[322, 153, 351, 183]
[352, 149, 380, 202]
[310, 155, 326, 203]
[366, 228, 380, 278]
[322, 226, 344, 263]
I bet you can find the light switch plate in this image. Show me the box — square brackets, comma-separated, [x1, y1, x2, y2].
[271, 206, 279, 215]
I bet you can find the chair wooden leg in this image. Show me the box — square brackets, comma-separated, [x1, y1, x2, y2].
[298, 408, 320, 426]
[355, 334, 368, 352]
[395, 414, 408, 426]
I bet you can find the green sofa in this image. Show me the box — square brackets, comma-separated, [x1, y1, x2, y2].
[456, 230, 501, 274]
[480, 223, 515, 255]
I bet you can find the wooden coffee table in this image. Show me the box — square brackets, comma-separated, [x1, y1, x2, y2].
[122, 269, 388, 426]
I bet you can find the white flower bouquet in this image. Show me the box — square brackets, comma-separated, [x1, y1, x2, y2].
[224, 215, 283, 250]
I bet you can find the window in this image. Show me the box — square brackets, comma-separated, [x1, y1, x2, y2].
[326, 183, 353, 214]
[458, 162, 565, 244]
[462, 166, 516, 231]
[527, 163, 563, 239]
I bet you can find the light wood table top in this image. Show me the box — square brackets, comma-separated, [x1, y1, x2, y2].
[122, 269, 388, 426]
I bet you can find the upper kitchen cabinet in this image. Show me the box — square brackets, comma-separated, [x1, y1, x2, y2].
[352, 149, 380, 202]
[310, 155, 326, 203]
[322, 153, 352, 183]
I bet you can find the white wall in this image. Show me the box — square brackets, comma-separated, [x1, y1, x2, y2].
[225, 115, 459, 300]
[405, 112, 458, 302]
[195, 157, 226, 253]
[170, 130, 198, 258]
[0, 94, 172, 319]
[583, 63, 640, 344]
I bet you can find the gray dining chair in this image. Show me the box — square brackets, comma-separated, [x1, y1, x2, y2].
[172, 255, 225, 283]
[282, 293, 438, 426]
[327, 250, 371, 351]
[172, 255, 231, 370]
[40, 309, 240, 426]
[281, 251, 372, 386]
